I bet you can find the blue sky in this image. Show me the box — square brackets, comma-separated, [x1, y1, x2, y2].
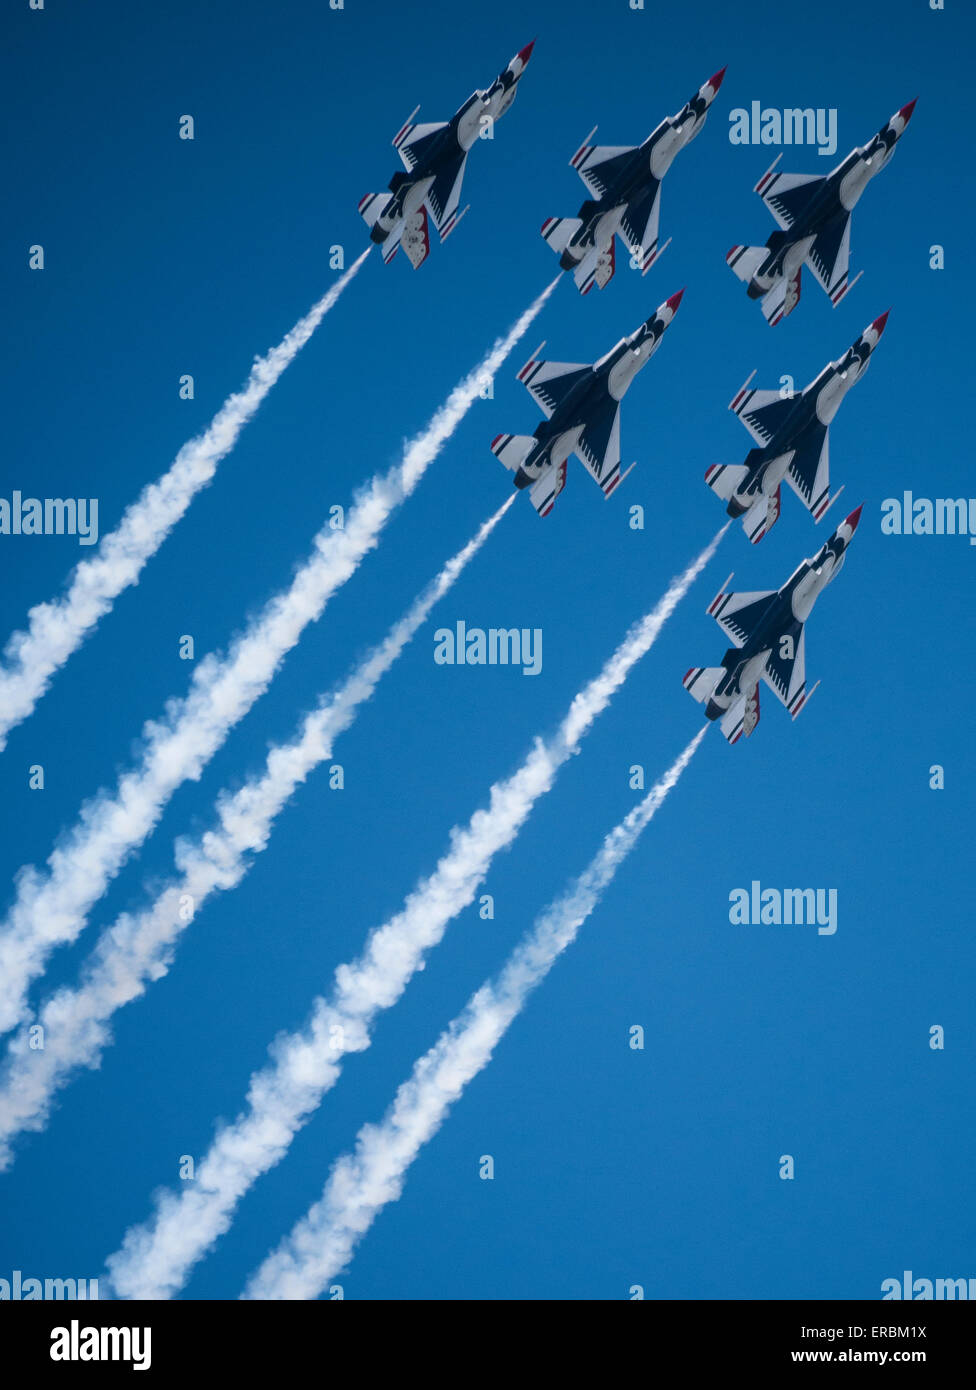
[2, 0, 973, 1299]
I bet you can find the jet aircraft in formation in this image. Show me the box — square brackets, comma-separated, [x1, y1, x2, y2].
[540, 68, 727, 294]
[683, 506, 862, 743]
[727, 100, 916, 324]
[358, 42, 534, 268]
[705, 312, 888, 543]
[491, 292, 684, 516]
[359, 49, 913, 743]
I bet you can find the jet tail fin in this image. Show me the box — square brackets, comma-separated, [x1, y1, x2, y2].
[490, 434, 535, 472]
[682, 666, 724, 704]
[541, 216, 583, 256]
[704, 463, 749, 503]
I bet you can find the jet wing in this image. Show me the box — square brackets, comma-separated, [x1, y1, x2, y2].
[620, 182, 664, 274]
[756, 162, 826, 230]
[808, 212, 855, 305]
[517, 355, 591, 420]
[571, 140, 638, 199]
[762, 626, 808, 715]
[707, 586, 776, 648]
[395, 120, 448, 172]
[427, 150, 468, 240]
[577, 398, 625, 497]
[730, 380, 797, 446]
[784, 425, 831, 520]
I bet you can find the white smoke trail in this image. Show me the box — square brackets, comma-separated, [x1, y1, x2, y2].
[0, 253, 369, 753]
[245, 727, 707, 1299]
[0, 497, 515, 1169]
[104, 526, 726, 1300]
[0, 281, 557, 1038]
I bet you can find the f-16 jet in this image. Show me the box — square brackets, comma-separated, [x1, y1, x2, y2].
[540, 68, 726, 295]
[683, 506, 861, 744]
[358, 42, 534, 268]
[491, 292, 684, 517]
[727, 100, 916, 325]
[705, 312, 888, 543]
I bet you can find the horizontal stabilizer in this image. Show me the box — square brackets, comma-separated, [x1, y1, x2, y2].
[683, 666, 724, 704]
[764, 266, 802, 326]
[380, 222, 403, 265]
[357, 193, 388, 230]
[743, 486, 780, 544]
[704, 463, 748, 502]
[575, 239, 615, 295]
[401, 206, 431, 269]
[541, 216, 583, 255]
[529, 460, 568, 518]
[722, 685, 760, 744]
[490, 433, 535, 472]
[726, 244, 766, 284]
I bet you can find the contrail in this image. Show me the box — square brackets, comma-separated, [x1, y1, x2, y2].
[0, 252, 369, 753]
[105, 526, 726, 1300]
[0, 279, 558, 1038]
[244, 727, 707, 1299]
[0, 497, 515, 1169]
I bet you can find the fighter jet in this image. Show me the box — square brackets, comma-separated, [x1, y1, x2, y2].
[540, 69, 726, 295]
[727, 100, 916, 325]
[491, 292, 684, 517]
[357, 42, 534, 268]
[683, 506, 861, 744]
[705, 312, 888, 543]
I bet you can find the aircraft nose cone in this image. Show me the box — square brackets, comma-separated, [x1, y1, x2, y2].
[708, 66, 728, 91]
[516, 39, 535, 64]
[664, 288, 685, 313]
[898, 98, 917, 124]
[845, 504, 864, 532]
[870, 310, 890, 336]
